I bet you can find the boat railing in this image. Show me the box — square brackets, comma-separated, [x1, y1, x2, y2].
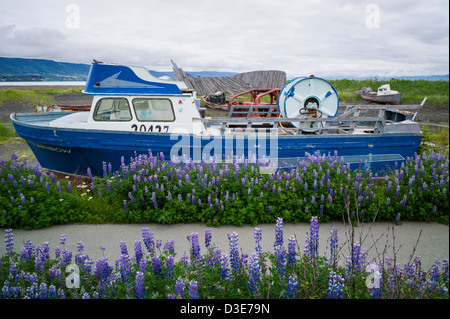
[228, 104, 280, 118]
[197, 100, 425, 136]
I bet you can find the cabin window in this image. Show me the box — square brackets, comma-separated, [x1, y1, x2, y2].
[132, 98, 175, 122]
[93, 98, 132, 121]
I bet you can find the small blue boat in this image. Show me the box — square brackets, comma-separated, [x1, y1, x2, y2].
[10, 61, 424, 176]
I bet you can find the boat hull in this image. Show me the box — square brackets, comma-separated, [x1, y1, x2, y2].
[359, 92, 402, 104]
[11, 113, 422, 176]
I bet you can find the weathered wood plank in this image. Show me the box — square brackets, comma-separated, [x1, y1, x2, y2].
[171, 60, 286, 95]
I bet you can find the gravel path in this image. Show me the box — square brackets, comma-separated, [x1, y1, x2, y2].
[1, 221, 448, 270]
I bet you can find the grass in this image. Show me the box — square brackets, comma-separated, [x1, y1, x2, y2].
[0, 89, 55, 107]
[419, 126, 449, 155]
[0, 123, 19, 140]
[328, 78, 449, 107]
[0, 87, 83, 108]
[213, 78, 448, 107]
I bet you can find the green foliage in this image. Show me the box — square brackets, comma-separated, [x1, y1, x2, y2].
[0, 89, 55, 108]
[0, 123, 19, 139]
[1, 147, 448, 230]
[329, 78, 449, 107]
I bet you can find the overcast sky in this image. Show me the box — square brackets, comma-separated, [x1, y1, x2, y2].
[0, 0, 448, 78]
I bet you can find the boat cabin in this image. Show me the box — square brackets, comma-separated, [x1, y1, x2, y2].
[377, 84, 399, 96]
[48, 62, 206, 134]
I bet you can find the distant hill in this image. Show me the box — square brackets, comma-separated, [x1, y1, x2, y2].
[1, 57, 447, 82]
[0, 57, 90, 81]
[0, 57, 238, 81]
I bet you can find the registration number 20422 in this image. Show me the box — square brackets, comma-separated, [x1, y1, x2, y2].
[131, 124, 169, 133]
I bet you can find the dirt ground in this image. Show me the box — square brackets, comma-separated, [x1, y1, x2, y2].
[1, 85, 448, 123]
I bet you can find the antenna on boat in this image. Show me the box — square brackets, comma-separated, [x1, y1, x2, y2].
[92, 59, 103, 64]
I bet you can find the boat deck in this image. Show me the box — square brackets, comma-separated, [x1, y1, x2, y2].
[199, 103, 423, 136]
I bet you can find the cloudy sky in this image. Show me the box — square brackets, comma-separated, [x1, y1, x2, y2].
[0, 0, 448, 78]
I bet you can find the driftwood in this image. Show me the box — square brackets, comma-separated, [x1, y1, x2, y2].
[171, 60, 286, 95]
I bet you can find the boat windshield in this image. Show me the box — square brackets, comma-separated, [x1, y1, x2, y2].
[93, 98, 132, 121]
[132, 98, 175, 122]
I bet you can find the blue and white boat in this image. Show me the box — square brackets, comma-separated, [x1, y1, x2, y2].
[10, 61, 424, 176]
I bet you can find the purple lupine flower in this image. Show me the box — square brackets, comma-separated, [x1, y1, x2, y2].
[188, 232, 201, 263]
[248, 253, 261, 296]
[142, 228, 155, 255]
[220, 253, 229, 280]
[429, 259, 440, 289]
[5, 229, 14, 254]
[102, 161, 107, 179]
[287, 235, 296, 268]
[166, 256, 174, 280]
[57, 181, 62, 196]
[135, 240, 143, 264]
[228, 232, 240, 273]
[95, 257, 112, 284]
[188, 280, 200, 299]
[163, 240, 175, 254]
[395, 186, 400, 198]
[61, 249, 72, 265]
[274, 244, 286, 278]
[181, 254, 189, 267]
[87, 167, 93, 181]
[329, 227, 338, 266]
[346, 242, 368, 276]
[119, 253, 131, 283]
[152, 191, 157, 208]
[254, 227, 262, 255]
[286, 274, 298, 299]
[205, 229, 212, 250]
[48, 265, 62, 281]
[442, 259, 449, 283]
[175, 278, 186, 298]
[55, 246, 61, 259]
[19, 239, 35, 261]
[123, 200, 128, 214]
[28, 178, 34, 190]
[400, 194, 407, 207]
[151, 256, 163, 279]
[135, 271, 145, 299]
[119, 241, 128, 256]
[304, 216, 319, 262]
[274, 217, 283, 247]
[327, 271, 345, 299]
